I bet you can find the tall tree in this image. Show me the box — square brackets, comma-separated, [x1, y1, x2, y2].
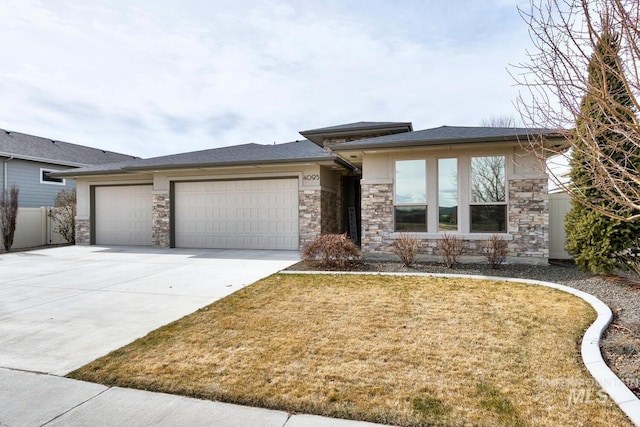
[513, 0, 640, 222]
[564, 24, 640, 273]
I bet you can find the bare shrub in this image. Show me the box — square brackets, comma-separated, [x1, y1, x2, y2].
[437, 234, 464, 268]
[302, 233, 360, 269]
[49, 189, 77, 244]
[391, 233, 421, 267]
[0, 185, 19, 251]
[482, 234, 509, 269]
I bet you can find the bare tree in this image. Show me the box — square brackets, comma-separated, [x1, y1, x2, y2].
[480, 115, 518, 127]
[0, 185, 19, 251]
[512, 0, 640, 221]
[49, 189, 76, 244]
[471, 156, 506, 203]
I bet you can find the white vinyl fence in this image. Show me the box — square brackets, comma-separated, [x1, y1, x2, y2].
[549, 192, 571, 259]
[12, 207, 66, 249]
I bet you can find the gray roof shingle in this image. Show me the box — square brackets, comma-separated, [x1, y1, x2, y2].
[300, 121, 413, 134]
[54, 139, 343, 177]
[331, 125, 562, 150]
[0, 129, 139, 166]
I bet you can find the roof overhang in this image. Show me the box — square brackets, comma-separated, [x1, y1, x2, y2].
[300, 122, 413, 145]
[51, 156, 356, 179]
[332, 134, 568, 166]
[0, 151, 89, 168]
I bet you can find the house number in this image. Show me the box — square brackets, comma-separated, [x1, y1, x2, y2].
[303, 174, 319, 181]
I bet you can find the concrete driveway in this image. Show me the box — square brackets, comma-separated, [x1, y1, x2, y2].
[0, 245, 299, 376]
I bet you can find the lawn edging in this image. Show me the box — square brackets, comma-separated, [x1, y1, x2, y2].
[283, 270, 640, 426]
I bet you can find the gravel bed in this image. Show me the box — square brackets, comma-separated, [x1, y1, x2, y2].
[286, 259, 640, 398]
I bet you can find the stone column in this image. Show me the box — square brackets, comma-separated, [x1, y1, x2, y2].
[508, 178, 549, 262]
[75, 219, 91, 245]
[152, 192, 171, 248]
[299, 189, 322, 250]
[360, 183, 394, 253]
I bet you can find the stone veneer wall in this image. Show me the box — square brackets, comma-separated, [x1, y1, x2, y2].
[299, 188, 340, 250]
[334, 172, 344, 232]
[152, 192, 171, 248]
[360, 183, 394, 252]
[507, 178, 549, 260]
[299, 189, 322, 249]
[75, 219, 91, 245]
[360, 178, 549, 263]
[321, 189, 339, 234]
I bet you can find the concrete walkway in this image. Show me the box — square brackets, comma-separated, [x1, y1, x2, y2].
[0, 246, 389, 427]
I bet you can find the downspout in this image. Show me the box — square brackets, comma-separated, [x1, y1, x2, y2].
[3, 155, 13, 191]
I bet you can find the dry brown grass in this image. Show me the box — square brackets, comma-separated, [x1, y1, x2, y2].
[68, 274, 632, 426]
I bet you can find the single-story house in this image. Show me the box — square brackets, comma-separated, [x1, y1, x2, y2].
[55, 121, 564, 264]
[0, 129, 138, 207]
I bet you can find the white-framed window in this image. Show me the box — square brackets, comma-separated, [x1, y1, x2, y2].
[394, 159, 427, 231]
[40, 168, 65, 185]
[469, 155, 507, 232]
[438, 158, 458, 232]
[394, 154, 508, 234]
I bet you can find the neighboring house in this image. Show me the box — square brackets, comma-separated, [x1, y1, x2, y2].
[0, 129, 139, 207]
[55, 121, 564, 264]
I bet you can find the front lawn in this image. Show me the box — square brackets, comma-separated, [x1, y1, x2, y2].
[68, 274, 631, 426]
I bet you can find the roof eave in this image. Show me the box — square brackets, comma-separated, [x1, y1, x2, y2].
[0, 152, 89, 168]
[122, 156, 343, 172]
[54, 156, 353, 178]
[331, 133, 565, 151]
[300, 123, 414, 145]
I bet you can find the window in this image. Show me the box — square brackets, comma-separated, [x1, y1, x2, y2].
[438, 158, 458, 231]
[470, 156, 506, 232]
[394, 160, 426, 231]
[40, 168, 65, 185]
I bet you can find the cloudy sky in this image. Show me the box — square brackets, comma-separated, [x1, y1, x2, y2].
[1, 0, 533, 158]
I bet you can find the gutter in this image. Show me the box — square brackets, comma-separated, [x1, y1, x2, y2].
[54, 156, 357, 178]
[0, 151, 89, 168]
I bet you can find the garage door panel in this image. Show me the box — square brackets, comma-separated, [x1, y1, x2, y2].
[95, 185, 152, 246]
[175, 179, 299, 250]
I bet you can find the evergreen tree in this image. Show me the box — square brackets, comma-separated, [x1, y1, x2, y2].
[565, 25, 640, 273]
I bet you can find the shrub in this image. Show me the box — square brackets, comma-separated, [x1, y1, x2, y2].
[565, 202, 640, 273]
[437, 233, 464, 268]
[612, 237, 640, 276]
[302, 233, 360, 269]
[391, 233, 421, 267]
[482, 234, 508, 269]
[0, 185, 19, 251]
[49, 189, 76, 244]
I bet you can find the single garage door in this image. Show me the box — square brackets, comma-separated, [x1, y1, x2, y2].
[174, 179, 299, 250]
[94, 185, 153, 245]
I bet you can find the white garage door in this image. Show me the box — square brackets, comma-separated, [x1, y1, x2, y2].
[174, 179, 299, 250]
[95, 185, 153, 246]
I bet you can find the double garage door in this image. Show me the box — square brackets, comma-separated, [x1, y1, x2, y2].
[94, 179, 299, 250]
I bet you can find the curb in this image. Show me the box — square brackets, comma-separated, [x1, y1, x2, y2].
[283, 270, 640, 426]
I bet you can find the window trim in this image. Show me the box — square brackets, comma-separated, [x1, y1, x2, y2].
[394, 159, 428, 232]
[392, 153, 510, 235]
[468, 155, 507, 233]
[40, 168, 66, 186]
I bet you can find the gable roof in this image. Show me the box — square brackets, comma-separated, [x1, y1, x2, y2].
[0, 129, 139, 167]
[300, 121, 413, 145]
[54, 139, 349, 177]
[330, 125, 563, 150]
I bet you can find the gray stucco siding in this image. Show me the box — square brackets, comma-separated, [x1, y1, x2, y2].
[3, 159, 76, 207]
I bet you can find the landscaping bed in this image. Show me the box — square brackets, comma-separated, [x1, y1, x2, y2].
[69, 273, 632, 426]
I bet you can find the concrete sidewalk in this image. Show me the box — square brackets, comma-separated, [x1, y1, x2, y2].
[0, 246, 391, 427]
[0, 368, 388, 427]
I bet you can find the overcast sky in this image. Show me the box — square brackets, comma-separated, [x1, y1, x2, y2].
[1, 0, 533, 158]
